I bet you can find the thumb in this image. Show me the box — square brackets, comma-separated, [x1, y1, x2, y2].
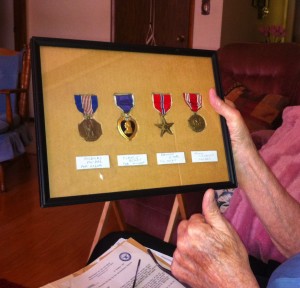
[202, 189, 228, 232]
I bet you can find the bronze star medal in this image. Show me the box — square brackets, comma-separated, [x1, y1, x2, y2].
[155, 115, 174, 136]
[152, 93, 174, 137]
[74, 94, 102, 141]
[183, 93, 206, 132]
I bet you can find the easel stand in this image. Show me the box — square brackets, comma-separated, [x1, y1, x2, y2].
[88, 194, 187, 259]
[164, 194, 187, 242]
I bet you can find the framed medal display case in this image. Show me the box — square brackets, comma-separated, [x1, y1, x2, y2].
[31, 37, 236, 207]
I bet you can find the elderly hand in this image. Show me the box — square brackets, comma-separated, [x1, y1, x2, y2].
[171, 189, 259, 288]
[208, 88, 251, 149]
[209, 88, 262, 188]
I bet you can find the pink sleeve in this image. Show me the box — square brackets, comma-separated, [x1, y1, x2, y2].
[224, 106, 300, 263]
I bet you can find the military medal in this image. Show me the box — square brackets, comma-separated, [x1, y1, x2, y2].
[74, 94, 102, 141]
[183, 93, 206, 132]
[152, 93, 174, 137]
[114, 93, 137, 140]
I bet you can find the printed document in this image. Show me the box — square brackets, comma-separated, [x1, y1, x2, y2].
[41, 238, 185, 288]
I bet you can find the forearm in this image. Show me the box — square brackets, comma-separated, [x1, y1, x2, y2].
[209, 89, 300, 257]
[236, 146, 300, 257]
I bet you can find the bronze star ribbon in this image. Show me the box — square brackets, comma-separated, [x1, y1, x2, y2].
[152, 93, 174, 137]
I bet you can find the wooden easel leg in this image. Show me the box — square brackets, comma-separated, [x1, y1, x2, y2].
[89, 194, 187, 259]
[164, 194, 187, 242]
[112, 201, 126, 231]
[88, 200, 126, 259]
[177, 194, 187, 220]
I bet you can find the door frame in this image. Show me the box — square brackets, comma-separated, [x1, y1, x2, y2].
[13, 0, 27, 50]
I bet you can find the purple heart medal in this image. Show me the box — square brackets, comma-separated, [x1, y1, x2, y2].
[114, 93, 137, 140]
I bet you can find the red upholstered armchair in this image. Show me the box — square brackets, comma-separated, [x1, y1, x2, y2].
[217, 42, 300, 133]
[118, 42, 300, 241]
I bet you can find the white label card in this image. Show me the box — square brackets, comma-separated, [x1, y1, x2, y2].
[191, 150, 218, 163]
[117, 154, 148, 167]
[76, 155, 110, 170]
[156, 152, 186, 165]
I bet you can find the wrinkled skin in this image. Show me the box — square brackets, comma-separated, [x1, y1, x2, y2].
[171, 88, 300, 287]
[171, 89, 260, 287]
[171, 189, 259, 288]
[210, 88, 300, 258]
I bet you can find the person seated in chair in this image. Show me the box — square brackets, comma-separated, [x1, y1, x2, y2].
[171, 89, 300, 287]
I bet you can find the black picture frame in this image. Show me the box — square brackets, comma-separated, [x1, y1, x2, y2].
[31, 36, 236, 207]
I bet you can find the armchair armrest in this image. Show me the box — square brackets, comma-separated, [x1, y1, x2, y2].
[0, 88, 27, 127]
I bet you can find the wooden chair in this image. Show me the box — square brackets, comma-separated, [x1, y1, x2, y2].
[0, 45, 31, 191]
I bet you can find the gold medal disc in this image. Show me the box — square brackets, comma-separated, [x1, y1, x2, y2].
[78, 118, 102, 141]
[188, 113, 206, 132]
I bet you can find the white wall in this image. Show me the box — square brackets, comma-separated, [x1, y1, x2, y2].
[192, 0, 224, 50]
[27, 0, 111, 42]
[26, 0, 111, 116]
